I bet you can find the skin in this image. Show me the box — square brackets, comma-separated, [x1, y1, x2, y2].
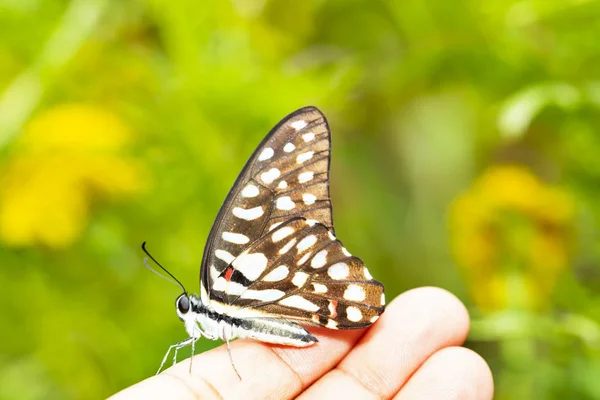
[110, 287, 494, 400]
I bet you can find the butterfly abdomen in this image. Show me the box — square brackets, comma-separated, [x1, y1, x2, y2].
[231, 317, 317, 346]
[192, 298, 317, 346]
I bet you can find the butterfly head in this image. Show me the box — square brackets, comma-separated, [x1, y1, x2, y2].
[176, 293, 205, 340]
[175, 293, 190, 321]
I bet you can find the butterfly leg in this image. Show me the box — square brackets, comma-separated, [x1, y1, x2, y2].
[221, 325, 242, 380]
[188, 320, 215, 374]
[156, 336, 196, 375]
[188, 338, 195, 374]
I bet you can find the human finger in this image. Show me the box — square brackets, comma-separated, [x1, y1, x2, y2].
[109, 326, 365, 400]
[298, 287, 470, 399]
[393, 346, 494, 400]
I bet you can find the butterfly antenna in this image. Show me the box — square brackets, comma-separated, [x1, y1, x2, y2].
[141, 242, 187, 293]
[143, 258, 182, 288]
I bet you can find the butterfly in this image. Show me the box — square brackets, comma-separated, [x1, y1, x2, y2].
[144, 106, 385, 377]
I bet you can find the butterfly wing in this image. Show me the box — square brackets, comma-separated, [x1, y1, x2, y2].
[210, 218, 385, 329]
[199, 107, 333, 303]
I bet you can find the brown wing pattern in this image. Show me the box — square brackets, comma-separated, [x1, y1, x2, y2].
[200, 107, 334, 299]
[210, 218, 385, 329]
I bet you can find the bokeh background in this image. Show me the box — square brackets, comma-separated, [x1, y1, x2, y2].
[1, 0, 600, 398]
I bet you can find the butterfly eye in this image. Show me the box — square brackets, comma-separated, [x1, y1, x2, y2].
[177, 295, 190, 314]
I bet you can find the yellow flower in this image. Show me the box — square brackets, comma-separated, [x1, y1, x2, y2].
[0, 104, 146, 249]
[18, 104, 132, 153]
[449, 165, 574, 311]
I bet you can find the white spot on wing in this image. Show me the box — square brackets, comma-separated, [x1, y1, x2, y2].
[222, 232, 250, 244]
[278, 180, 287, 189]
[342, 247, 351, 257]
[381, 293, 386, 305]
[213, 278, 245, 295]
[279, 238, 297, 254]
[328, 263, 349, 280]
[241, 184, 259, 198]
[291, 272, 309, 287]
[306, 219, 318, 226]
[233, 252, 268, 281]
[297, 252, 311, 265]
[233, 206, 264, 220]
[210, 300, 268, 318]
[215, 249, 235, 264]
[311, 250, 328, 269]
[258, 147, 274, 161]
[212, 277, 227, 291]
[210, 264, 220, 281]
[272, 226, 294, 242]
[263, 265, 289, 281]
[298, 171, 314, 183]
[297, 235, 317, 252]
[260, 168, 280, 184]
[280, 295, 319, 311]
[296, 151, 314, 164]
[283, 143, 295, 152]
[276, 196, 295, 211]
[241, 289, 285, 301]
[302, 193, 316, 205]
[302, 132, 315, 142]
[363, 267, 373, 280]
[326, 319, 338, 329]
[344, 285, 366, 301]
[370, 315, 380, 323]
[312, 283, 327, 293]
[327, 231, 336, 240]
[291, 120, 307, 130]
[200, 283, 210, 305]
[346, 306, 363, 322]
[228, 282, 247, 295]
[328, 300, 337, 317]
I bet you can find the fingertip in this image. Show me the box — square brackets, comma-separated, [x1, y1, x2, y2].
[394, 346, 494, 400]
[382, 286, 470, 344]
[445, 347, 495, 400]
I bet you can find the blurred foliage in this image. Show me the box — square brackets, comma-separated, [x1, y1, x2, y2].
[450, 165, 575, 312]
[1, 0, 600, 399]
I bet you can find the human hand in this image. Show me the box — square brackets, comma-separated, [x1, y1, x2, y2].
[110, 287, 493, 399]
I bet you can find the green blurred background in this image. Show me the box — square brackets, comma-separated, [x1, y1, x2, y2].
[1, 0, 600, 398]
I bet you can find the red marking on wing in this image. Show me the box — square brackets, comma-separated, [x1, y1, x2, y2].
[328, 300, 338, 318]
[225, 267, 233, 281]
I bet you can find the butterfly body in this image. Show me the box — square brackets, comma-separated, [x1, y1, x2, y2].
[180, 293, 317, 347]
[153, 106, 385, 375]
